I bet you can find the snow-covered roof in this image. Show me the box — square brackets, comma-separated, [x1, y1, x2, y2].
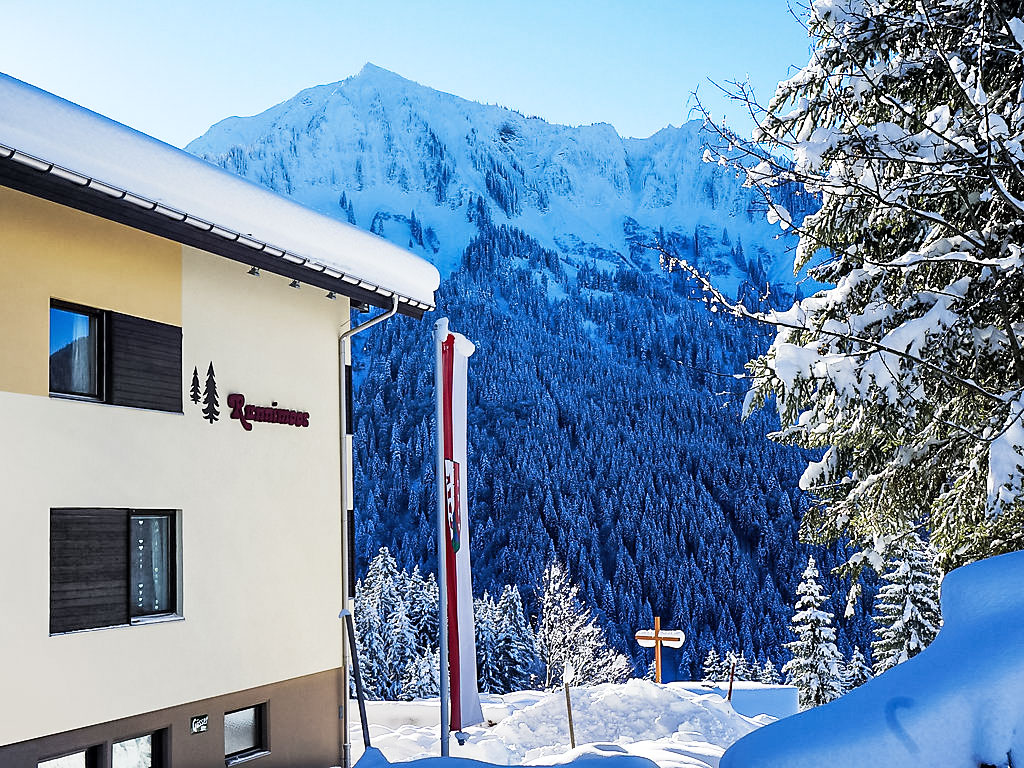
[0, 72, 439, 314]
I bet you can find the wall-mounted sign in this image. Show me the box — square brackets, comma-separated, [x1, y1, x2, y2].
[190, 715, 209, 734]
[227, 393, 310, 431]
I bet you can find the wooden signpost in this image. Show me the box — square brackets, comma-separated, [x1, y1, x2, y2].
[634, 616, 685, 684]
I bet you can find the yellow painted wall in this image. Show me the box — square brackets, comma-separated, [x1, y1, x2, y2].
[0, 186, 181, 396]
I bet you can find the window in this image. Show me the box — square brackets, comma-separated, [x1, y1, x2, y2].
[48, 300, 183, 413]
[50, 509, 179, 634]
[49, 302, 102, 399]
[113, 730, 165, 768]
[37, 747, 99, 768]
[224, 705, 268, 765]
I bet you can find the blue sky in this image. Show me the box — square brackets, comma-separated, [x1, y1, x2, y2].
[0, 1, 810, 148]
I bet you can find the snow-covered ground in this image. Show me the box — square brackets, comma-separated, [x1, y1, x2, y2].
[350, 680, 789, 768]
[721, 550, 1024, 768]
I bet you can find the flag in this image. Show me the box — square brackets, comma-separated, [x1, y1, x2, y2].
[435, 318, 483, 735]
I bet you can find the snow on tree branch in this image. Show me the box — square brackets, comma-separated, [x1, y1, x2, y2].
[677, 0, 1024, 570]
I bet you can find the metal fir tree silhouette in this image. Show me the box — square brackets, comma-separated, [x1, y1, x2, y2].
[202, 363, 219, 423]
[190, 366, 202, 404]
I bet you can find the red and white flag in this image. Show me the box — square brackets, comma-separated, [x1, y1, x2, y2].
[435, 318, 483, 739]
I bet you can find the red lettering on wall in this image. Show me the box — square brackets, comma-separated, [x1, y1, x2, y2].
[226, 393, 311, 432]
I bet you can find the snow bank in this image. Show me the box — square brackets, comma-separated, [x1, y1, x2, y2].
[673, 683, 799, 720]
[358, 745, 661, 768]
[353, 681, 768, 768]
[720, 550, 1024, 768]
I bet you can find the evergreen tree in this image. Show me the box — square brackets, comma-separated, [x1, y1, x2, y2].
[871, 534, 942, 675]
[190, 366, 201, 404]
[493, 584, 540, 692]
[758, 657, 782, 686]
[401, 648, 439, 699]
[202, 362, 219, 423]
[783, 557, 844, 709]
[701, 648, 726, 683]
[536, 559, 630, 687]
[701, 0, 1024, 569]
[844, 645, 872, 691]
[474, 592, 502, 694]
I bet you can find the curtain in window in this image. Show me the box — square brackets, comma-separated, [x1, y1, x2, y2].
[68, 311, 95, 394]
[131, 516, 170, 616]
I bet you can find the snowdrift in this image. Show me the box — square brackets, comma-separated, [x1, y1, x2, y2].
[674, 683, 798, 720]
[354, 680, 769, 768]
[721, 550, 1024, 768]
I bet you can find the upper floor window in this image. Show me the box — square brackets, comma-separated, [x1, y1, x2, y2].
[49, 302, 102, 400]
[48, 299, 183, 413]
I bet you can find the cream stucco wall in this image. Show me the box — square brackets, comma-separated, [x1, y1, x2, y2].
[0, 244, 353, 745]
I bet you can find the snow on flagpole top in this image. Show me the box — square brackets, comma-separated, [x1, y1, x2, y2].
[434, 317, 475, 356]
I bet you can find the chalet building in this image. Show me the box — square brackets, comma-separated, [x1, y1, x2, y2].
[0, 73, 439, 768]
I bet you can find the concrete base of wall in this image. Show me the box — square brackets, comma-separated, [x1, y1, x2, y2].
[1, 667, 345, 768]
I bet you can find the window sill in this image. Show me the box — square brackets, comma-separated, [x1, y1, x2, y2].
[50, 614, 183, 636]
[131, 613, 184, 627]
[226, 749, 270, 766]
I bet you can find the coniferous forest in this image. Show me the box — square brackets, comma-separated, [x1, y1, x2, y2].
[352, 211, 875, 679]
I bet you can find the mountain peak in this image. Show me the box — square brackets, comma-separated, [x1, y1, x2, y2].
[352, 62, 419, 88]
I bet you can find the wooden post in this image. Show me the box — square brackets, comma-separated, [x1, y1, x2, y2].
[726, 659, 737, 702]
[564, 682, 576, 749]
[653, 616, 662, 684]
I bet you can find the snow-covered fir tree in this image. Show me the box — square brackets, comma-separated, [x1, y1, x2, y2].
[474, 592, 502, 694]
[758, 658, 781, 686]
[697, 0, 1024, 571]
[783, 557, 845, 709]
[871, 533, 942, 676]
[354, 548, 541, 698]
[725, 650, 756, 682]
[493, 584, 540, 692]
[843, 645, 872, 691]
[701, 649, 727, 683]
[401, 648, 439, 700]
[536, 559, 631, 687]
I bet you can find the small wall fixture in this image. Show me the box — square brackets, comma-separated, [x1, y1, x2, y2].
[326, 291, 337, 300]
[247, 266, 260, 276]
[289, 280, 301, 289]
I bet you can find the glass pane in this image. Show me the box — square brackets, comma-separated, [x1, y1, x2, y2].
[130, 515, 171, 617]
[225, 707, 258, 756]
[38, 752, 86, 768]
[49, 307, 99, 397]
[113, 734, 152, 768]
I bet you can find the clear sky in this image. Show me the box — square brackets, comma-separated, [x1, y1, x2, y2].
[0, 1, 811, 148]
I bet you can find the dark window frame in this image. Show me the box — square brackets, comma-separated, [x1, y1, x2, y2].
[112, 727, 168, 768]
[49, 299, 106, 402]
[37, 744, 101, 768]
[50, 508, 181, 635]
[127, 512, 177, 621]
[48, 298, 183, 414]
[224, 703, 270, 766]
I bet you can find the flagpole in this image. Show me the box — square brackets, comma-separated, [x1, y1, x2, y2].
[434, 317, 451, 758]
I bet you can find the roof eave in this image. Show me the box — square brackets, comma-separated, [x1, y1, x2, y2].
[0, 145, 434, 319]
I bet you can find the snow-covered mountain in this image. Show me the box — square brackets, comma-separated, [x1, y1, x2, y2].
[187, 65, 866, 678]
[188, 62, 803, 300]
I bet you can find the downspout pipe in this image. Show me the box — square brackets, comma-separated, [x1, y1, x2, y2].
[338, 296, 399, 768]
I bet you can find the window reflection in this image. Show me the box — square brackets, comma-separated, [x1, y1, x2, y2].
[49, 305, 100, 398]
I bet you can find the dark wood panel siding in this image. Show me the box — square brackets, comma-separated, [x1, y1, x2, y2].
[50, 509, 129, 634]
[108, 313, 182, 413]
